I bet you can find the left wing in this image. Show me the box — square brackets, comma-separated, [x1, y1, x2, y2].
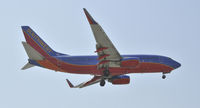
[66, 76, 102, 88]
[83, 8, 122, 68]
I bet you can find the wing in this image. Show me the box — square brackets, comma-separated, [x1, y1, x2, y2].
[66, 76, 102, 88]
[83, 8, 122, 68]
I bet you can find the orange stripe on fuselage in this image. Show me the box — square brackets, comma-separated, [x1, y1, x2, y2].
[37, 59, 65, 72]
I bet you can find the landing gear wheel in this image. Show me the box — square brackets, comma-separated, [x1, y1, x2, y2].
[103, 70, 109, 77]
[100, 80, 105, 87]
[162, 74, 166, 79]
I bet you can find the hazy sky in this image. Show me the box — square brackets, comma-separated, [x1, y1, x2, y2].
[0, 0, 199, 108]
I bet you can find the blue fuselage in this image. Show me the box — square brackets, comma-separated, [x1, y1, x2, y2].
[52, 55, 181, 69]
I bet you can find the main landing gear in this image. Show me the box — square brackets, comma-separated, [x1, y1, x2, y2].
[99, 69, 110, 87]
[103, 69, 109, 77]
[100, 79, 105, 87]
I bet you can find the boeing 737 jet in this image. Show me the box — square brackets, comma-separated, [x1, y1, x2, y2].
[21, 8, 181, 88]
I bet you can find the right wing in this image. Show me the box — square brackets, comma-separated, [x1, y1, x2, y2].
[83, 8, 122, 68]
[66, 76, 102, 88]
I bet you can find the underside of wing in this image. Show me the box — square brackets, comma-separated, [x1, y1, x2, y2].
[83, 8, 122, 68]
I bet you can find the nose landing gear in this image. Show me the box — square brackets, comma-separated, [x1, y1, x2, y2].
[162, 70, 171, 79]
[162, 74, 166, 79]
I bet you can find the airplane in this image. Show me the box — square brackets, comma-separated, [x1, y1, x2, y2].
[21, 8, 181, 88]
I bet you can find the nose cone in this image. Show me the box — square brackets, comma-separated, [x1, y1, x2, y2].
[173, 61, 181, 69]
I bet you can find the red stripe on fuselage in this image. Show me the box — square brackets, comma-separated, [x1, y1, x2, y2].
[37, 59, 65, 71]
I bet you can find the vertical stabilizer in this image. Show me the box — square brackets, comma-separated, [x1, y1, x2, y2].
[21, 26, 69, 57]
[21, 26, 57, 57]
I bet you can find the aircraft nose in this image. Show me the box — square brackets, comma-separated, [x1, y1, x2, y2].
[173, 61, 181, 69]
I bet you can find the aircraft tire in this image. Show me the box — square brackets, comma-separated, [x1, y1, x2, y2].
[100, 80, 105, 87]
[162, 74, 166, 79]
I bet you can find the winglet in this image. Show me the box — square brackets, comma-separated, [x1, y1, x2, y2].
[83, 8, 97, 24]
[66, 79, 74, 88]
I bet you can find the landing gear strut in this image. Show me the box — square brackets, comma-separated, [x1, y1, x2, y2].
[162, 74, 166, 79]
[100, 79, 105, 87]
[103, 69, 110, 77]
[100, 67, 109, 87]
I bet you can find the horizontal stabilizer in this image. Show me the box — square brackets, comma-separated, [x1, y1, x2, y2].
[21, 63, 34, 70]
[66, 79, 75, 88]
[66, 76, 102, 88]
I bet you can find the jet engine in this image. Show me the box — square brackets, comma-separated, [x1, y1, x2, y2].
[109, 75, 130, 85]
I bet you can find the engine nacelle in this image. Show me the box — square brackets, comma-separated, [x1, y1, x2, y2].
[121, 57, 140, 68]
[109, 75, 130, 85]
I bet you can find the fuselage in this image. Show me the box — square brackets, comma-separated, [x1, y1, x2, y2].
[29, 54, 181, 76]
[21, 8, 182, 87]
